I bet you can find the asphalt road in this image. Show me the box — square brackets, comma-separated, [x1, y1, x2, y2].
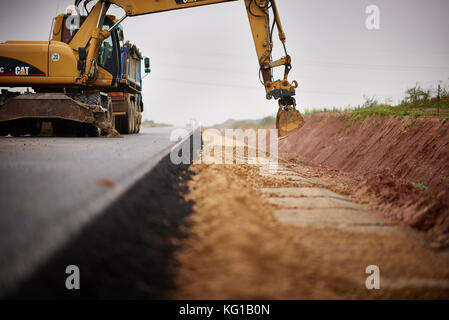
[0, 127, 188, 295]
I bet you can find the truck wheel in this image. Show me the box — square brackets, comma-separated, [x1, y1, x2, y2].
[119, 98, 133, 135]
[114, 116, 122, 133]
[134, 101, 141, 133]
[116, 114, 130, 134]
[136, 110, 141, 133]
[114, 98, 136, 134]
[117, 114, 130, 134]
[129, 99, 135, 134]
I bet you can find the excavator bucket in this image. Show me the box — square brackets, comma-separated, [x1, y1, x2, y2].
[276, 105, 305, 139]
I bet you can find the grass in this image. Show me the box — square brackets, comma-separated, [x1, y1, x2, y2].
[304, 83, 449, 125]
[348, 98, 449, 123]
[411, 182, 429, 190]
[259, 116, 276, 127]
[304, 107, 345, 115]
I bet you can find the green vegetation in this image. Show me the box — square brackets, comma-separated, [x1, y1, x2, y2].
[348, 100, 449, 123]
[305, 83, 449, 123]
[411, 182, 429, 190]
[304, 107, 344, 115]
[259, 116, 276, 127]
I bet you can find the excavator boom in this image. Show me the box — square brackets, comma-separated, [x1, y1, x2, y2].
[110, 0, 239, 16]
[83, 0, 304, 137]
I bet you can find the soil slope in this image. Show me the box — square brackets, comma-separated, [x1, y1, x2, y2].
[279, 113, 449, 245]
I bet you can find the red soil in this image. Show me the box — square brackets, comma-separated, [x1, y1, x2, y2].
[279, 113, 449, 246]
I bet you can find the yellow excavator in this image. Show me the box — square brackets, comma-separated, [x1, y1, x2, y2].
[0, 0, 304, 138]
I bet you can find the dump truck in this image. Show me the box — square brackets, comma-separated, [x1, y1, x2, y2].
[110, 40, 146, 134]
[0, 0, 304, 138]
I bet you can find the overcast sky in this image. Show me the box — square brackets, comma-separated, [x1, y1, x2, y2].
[1, 0, 448, 126]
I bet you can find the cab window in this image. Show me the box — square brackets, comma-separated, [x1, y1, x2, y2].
[62, 15, 85, 44]
[98, 19, 121, 81]
[98, 25, 114, 70]
[61, 15, 120, 80]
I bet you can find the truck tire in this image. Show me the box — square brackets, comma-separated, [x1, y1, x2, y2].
[129, 99, 135, 134]
[133, 100, 138, 134]
[113, 96, 140, 135]
[114, 116, 122, 133]
[115, 103, 132, 134]
[115, 115, 130, 134]
[136, 108, 141, 133]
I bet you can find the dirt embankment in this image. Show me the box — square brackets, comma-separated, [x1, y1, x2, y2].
[279, 113, 449, 245]
[174, 162, 449, 299]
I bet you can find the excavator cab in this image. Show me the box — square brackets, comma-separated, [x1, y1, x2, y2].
[58, 13, 122, 86]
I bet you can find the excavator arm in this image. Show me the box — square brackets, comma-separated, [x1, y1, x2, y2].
[74, 0, 304, 137]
